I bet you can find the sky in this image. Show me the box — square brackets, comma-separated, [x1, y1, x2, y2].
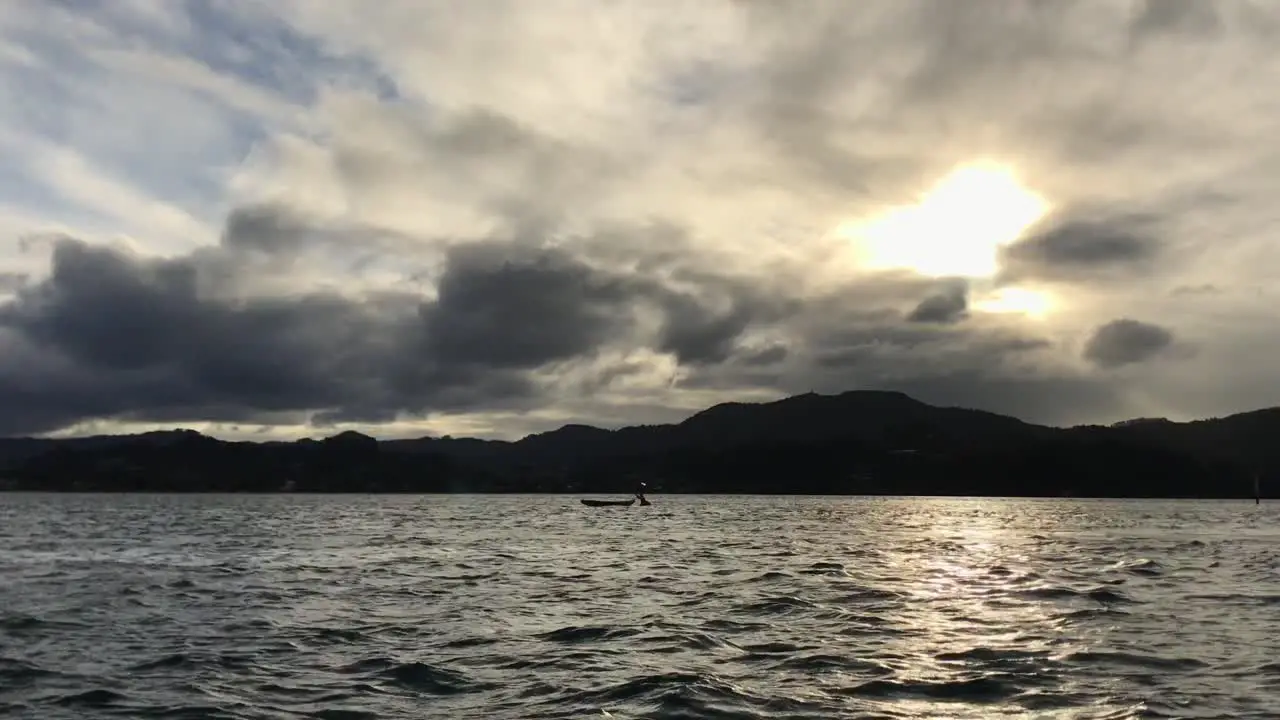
[2, 0, 1279, 441]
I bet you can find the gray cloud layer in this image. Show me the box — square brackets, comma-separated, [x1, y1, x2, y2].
[0, 203, 1122, 435]
[8, 0, 1277, 437]
[1000, 214, 1160, 282]
[1083, 319, 1175, 369]
[907, 280, 969, 324]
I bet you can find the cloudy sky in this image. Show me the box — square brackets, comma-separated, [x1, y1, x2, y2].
[1, 0, 1278, 440]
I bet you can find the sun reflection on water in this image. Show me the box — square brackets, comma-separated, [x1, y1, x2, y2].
[1, 495, 1269, 718]
[859, 499, 1123, 717]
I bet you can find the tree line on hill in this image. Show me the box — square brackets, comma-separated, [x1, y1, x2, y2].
[0, 391, 1272, 498]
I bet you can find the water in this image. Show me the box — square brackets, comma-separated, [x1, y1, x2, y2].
[0, 494, 1277, 719]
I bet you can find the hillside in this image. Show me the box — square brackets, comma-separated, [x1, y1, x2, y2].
[0, 390, 1273, 497]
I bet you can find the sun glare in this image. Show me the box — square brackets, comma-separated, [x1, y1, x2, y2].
[839, 162, 1049, 278]
[972, 287, 1054, 318]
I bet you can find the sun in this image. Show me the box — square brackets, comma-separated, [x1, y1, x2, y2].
[972, 287, 1054, 319]
[838, 161, 1050, 278]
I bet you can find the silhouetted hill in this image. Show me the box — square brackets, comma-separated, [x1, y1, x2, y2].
[0, 429, 204, 467]
[1107, 408, 1280, 465]
[0, 390, 1274, 497]
[453, 391, 1046, 470]
[671, 391, 1043, 448]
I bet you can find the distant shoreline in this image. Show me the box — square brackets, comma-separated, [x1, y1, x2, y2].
[0, 489, 1266, 500]
[1, 391, 1273, 500]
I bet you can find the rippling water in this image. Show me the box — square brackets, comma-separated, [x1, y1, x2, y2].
[1, 494, 1278, 719]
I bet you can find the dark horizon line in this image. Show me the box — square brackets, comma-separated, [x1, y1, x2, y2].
[2, 388, 1273, 446]
[0, 490, 1263, 501]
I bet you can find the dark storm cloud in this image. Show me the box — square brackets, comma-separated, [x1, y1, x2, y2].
[0, 236, 570, 435]
[671, 279, 1083, 424]
[656, 294, 754, 364]
[1000, 214, 1158, 281]
[0, 216, 1138, 435]
[310, 406, 404, 427]
[805, 319, 1051, 374]
[688, 290, 1067, 420]
[0, 238, 434, 435]
[421, 239, 787, 370]
[0, 219, 798, 434]
[1083, 318, 1175, 368]
[906, 280, 968, 324]
[0, 220, 1090, 436]
[222, 203, 313, 255]
[677, 304, 1115, 426]
[220, 203, 432, 277]
[421, 241, 639, 369]
[653, 278, 790, 365]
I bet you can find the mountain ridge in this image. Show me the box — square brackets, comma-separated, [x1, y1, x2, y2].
[4, 389, 1264, 448]
[0, 390, 1275, 497]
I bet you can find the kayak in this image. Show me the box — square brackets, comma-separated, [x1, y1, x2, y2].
[580, 499, 636, 507]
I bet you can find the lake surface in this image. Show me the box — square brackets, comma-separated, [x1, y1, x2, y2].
[0, 494, 1277, 719]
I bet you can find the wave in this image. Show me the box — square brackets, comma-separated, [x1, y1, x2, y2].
[558, 671, 827, 717]
[1013, 586, 1138, 604]
[2, 494, 1262, 719]
[936, 647, 1049, 663]
[1058, 651, 1208, 671]
[53, 688, 128, 707]
[838, 675, 1020, 702]
[0, 657, 60, 685]
[746, 570, 794, 582]
[1055, 607, 1131, 623]
[799, 561, 847, 575]
[309, 710, 380, 720]
[1117, 559, 1165, 576]
[733, 595, 818, 615]
[130, 653, 201, 672]
[701, 618, 771, 633]
[768, 652, 894, 675]
[831, 585, 907, 603]
[0, 614, 83, 633]
[442, 635, 502, 649]
[339, 658, 490, 695]
[537, 625, 644, 643]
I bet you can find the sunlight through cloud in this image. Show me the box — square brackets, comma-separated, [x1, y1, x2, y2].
[973, 287, 1055, 319]
[840, 162, 1050, 278]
